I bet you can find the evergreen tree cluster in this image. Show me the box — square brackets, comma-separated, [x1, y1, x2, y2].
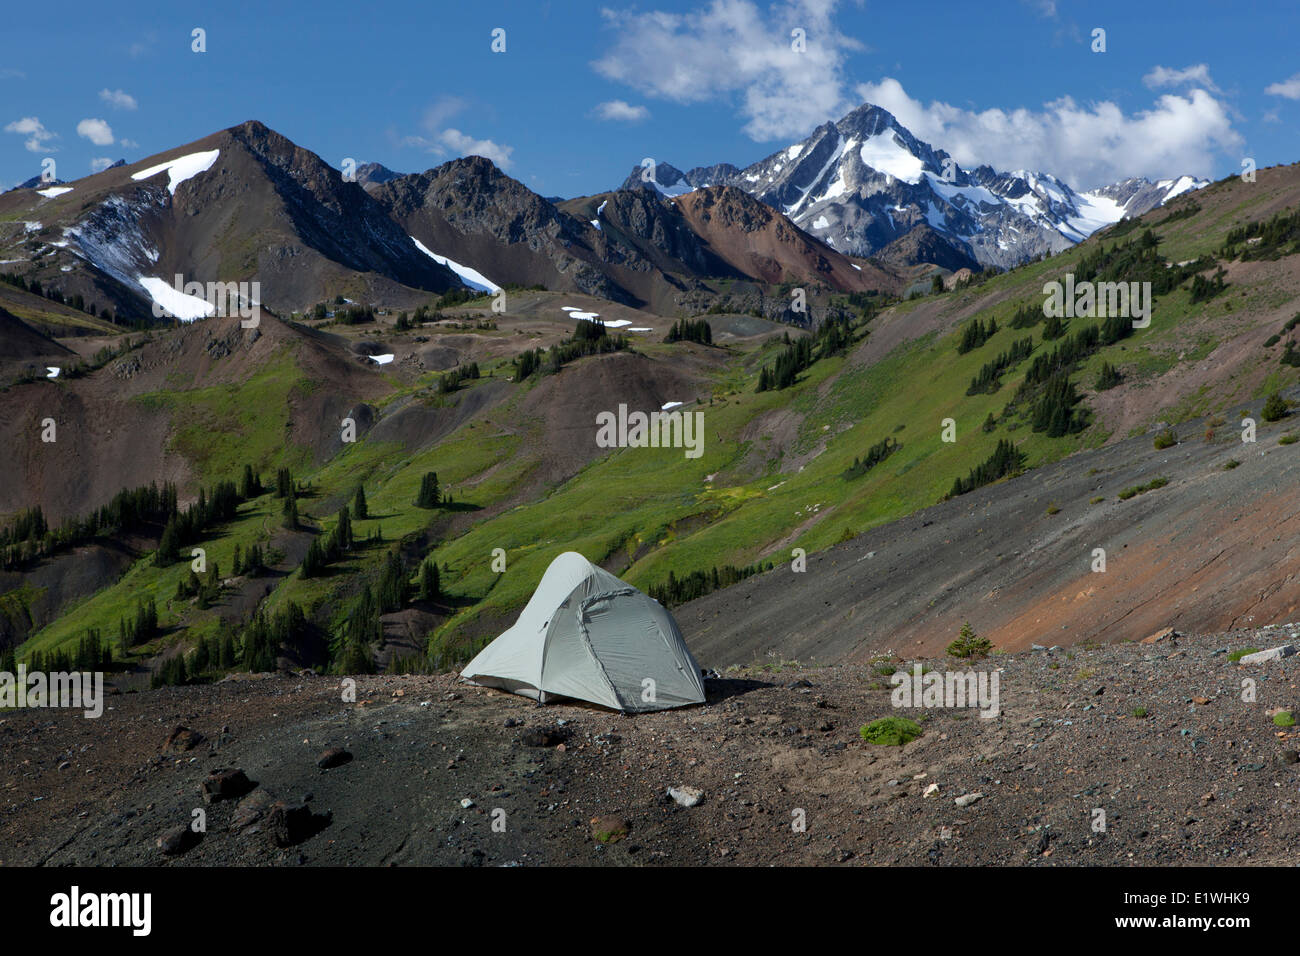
[274, 467, 295, 499]
[1095, 361, 1122, 390]
[666, 318, 714, 345]
[118, 598, 160, 650]
[155, 479, 242, 566]
[2, 481, 180, 570]
[0, 271, 108, 320]
[948, 439, 1026, 498]
[240, 602, 308, 673]
[755, 315, 857, 392]
[956, 316, 999, 354]
[24, 629, 114, 674]
[1029, 373, 1087, 437]
[300, 505, 355, 578]
[1189, 269, 1228, 304]
[1221, 208, 1300, 260]
[757, 335, 813, 392]
[415, 471, 443, 509]
[514, 320, 629, 380]
[649, 561, 774, 607]
[418, 558, 440, 602]
[966, 337, 1034, 395]
[333, 304, 377, 325]
[1008, 302, 1045, 329]
[841, 437, 900, 479]
[377, 550, 410, 613]
[337, 586, 380, 674]
[439, 362, 481, 393]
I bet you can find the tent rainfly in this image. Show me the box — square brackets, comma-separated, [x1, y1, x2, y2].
[461, 552, 706, 712]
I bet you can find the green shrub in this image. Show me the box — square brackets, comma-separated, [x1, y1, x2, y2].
[859, 717, 924, 746]
[1224, 459, 1240, 470]
[1153, 428, 1176, 450]
[1045, 502, 1060, 515]
[1130, 706, 1148, 719]
[1274, 711, 1296, 727]
[947, 621, 992, 659]
[1118, 476, 1169, 500]
[1228, 647, 1260, 663]
[1262, 392, 1289, 422]
[1280, 434, 1298, 445]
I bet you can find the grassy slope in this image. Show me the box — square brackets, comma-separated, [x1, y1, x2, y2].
[20, 172, 1300, 665]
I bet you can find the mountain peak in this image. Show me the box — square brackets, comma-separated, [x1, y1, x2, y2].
[622, 100, 1210, 270]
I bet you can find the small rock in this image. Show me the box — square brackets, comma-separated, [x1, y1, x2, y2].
[521, 727, 566, 747]
[590, 816, 630, 844]
[163, 726, 206, 753]
[1277, 750, 1300, 766]
[316, 747, 352, 770]
[923, 783, 940, 798]
[955, 792, 984, 808]
[668, 786, 705, 808]
[1238, 645, 1297, 665]
[229, 788, 277, 832]
[460, 798, 475, 809]
[157, 824, 201, 856]
[201, 768, 254, 804]
[266, 801, 321, 848]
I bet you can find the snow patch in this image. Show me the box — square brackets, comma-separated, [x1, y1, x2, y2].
[37, 186, 72, 198]
[369, 354, 395, 365]
[138, 275, 216, 322]
[859, 132, 924, 184]
[410, 236, 501, 292]
[130, 149, 220, 195]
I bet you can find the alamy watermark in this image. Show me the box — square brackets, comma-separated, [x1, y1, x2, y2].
[595, 403, 704, 459]
[1042, 273, 1150, 328]
[150, 274, 261, 326]
[890, 663, 1000, 718]
[0, 665, 103, 718]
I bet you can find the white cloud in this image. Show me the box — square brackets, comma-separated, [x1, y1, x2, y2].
[90, 157, 115, 173]
[592, 99, 650, 122]
[120, 138, 139, 149]
[99, 88, 138, 110]
[436, 129, 514, 170]
[1143, 64, 1220, 94]
[854, 76, 1242, 189]
[76, 117, 115, 146]
[399, 95, 514, 169]
[4, 116, 57, 152]
[1265, 72, 1300, 100]
[591, 0, 863, 142]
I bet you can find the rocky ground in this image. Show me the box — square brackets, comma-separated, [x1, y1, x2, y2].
[4, 623, 1300, 866]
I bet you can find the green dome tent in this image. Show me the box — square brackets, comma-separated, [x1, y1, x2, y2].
[461, 552, 706, 712]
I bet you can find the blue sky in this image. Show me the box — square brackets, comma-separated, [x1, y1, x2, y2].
[2, 0, 1297, 195]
